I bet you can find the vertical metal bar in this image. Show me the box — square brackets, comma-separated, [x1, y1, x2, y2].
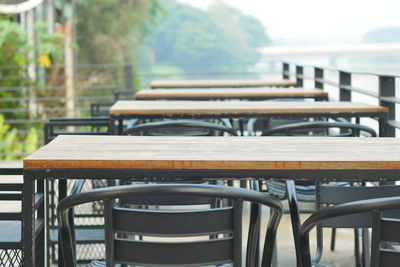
[23, 176, 35, 267]
[339, 71, 352, 101]
[124, 64, 134, 91]
[37, 179, 45, 267]
[233, 199, 243, 266]
[104, 199, 115, 267]
[296, 65, 304, 87]
[379, 75, 395, 137]
[314, 67, 324, 89]
[58, 179, 67, 267]
[282, 62, 290, 80]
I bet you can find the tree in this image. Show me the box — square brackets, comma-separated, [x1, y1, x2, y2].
[76, 0, 161, 64]
[363, 27, 400, 43]
[147, 0, 270, 73]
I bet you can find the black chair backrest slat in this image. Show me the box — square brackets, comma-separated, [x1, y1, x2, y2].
[0, 193, 22, 201]
[113, 238, 233, 266]
[0, 183, 23, 191]
[378, 249, 400, 267]
[113, 207, 233, 236]
[120, 195, 215, 206]
[0, 212, 21, 221]
[379, 218, 400, 243]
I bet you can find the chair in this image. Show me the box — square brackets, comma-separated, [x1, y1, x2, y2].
[124, 119, 238, 136]
[90, 102, 114, 117]
[44, 117, 110, 265]
[57, 183, 283, 267]
[0, 168, 45, 266]
[249, 121, 377, 267]
[44, 117, 110, 143]
[288, 181, 400, 267]
[299, 196, 400, 267]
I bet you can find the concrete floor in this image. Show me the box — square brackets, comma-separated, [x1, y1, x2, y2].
[276, 213, 357, 267]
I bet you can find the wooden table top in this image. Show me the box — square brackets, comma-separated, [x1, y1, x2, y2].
[135, 88, 328, 100]
[109, 100, 388, 116]
[150, 79, 297, 88]
[24, 135, 400, 171]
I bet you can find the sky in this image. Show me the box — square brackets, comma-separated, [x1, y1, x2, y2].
[177, 0, 400, 45]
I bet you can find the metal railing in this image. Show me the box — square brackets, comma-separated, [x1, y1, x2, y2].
[282, 62, 400, 137]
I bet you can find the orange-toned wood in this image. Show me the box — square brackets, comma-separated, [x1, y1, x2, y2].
[24, 135, 400, 170]
[150, 79, 297, 88]
[109, 100, 388, 116]
[135, 88, 328, 99]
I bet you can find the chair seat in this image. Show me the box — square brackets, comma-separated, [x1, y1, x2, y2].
[50, 227, 104, 243]
[0, 221, 21, 243]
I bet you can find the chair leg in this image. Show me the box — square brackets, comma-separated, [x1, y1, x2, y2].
[354, 229, 362, 267]
[330, 228, 336, 251]
[362, 228, 370, 267]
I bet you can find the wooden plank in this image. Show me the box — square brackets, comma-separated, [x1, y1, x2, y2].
[150, 79, 297, 88]
[109, 100, 388, 116]
[135, 88, 328, 100]
[24, 135, 400, 170]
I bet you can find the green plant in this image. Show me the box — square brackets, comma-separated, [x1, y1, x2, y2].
[0, 114, 38, 160]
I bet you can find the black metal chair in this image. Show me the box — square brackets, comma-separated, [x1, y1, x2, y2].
[57, 183, 283, 267]
[0, 168, 45, 266]
[299, 196, 400, 267]
[90, 102, 114, 117]
[44, 117, 110, 265]
[124, 119, 238, 136]
[249, 121, 377, 267]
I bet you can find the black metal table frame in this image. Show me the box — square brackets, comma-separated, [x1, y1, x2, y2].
[22, 164, 400, 267]
[110, 112, 388, 137]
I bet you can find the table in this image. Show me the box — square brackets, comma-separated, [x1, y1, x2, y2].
[109, 100, 388, 136]
[22, 135, 400, 266]
[135, 88, 328, 101]
[150, 79, 297, 88]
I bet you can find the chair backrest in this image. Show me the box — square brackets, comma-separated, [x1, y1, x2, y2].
[58, 184, 283, 267]
[90, 102, 114, 117]
[317, 184, 400, 228]
[299, 196, 400, 267]
[260, 121, 377, 137]
[44, 117, 110, 144]
[371, 212, 400, 267]
[124, 120, 238, 136]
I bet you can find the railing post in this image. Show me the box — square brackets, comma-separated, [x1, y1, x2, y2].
[282, 62, 290, 80]
[379, 75, 395, 137]
[296, 65, 304, 87]
[314, 67, 324, 89]
[339, 71, 351, 101]
[124, 64, 134, 91]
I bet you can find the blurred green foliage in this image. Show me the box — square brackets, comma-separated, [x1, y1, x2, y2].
[0, 114, 38, 160]
[147, 0, 270, 74]
[76, 0, 161, 64]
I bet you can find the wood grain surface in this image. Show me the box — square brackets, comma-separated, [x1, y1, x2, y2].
[24, 135, 400, 170]
[150, 79, 297, 88]
[135, 88, 328, 99]
[109, 100, 388, 115]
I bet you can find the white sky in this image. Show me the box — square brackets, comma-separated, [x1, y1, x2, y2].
[177, 0, 400, 45]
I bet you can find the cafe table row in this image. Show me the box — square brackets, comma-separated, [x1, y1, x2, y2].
[20, 81, 390, 266]
[22, 135, 400, 266]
